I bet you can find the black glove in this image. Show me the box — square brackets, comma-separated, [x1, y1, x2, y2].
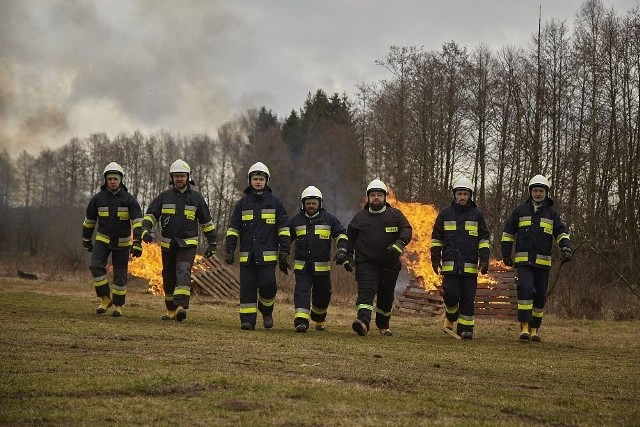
[334, 249, 347, 265]
[203, 243, 216, 258]
[278, 252, 291, 275]
[224, 252, 235, 265]
[386, 240, 405, 258]
[141, 229, 153, 243]
[480, 261, 489, 275]
[131, 240, 142, 258]
[82, 239, 93, 252]
[503, 257, 513, 267]
[561, 247, 572, 263]
[343, 253, 354, 272]
[432, 261, 441, 275]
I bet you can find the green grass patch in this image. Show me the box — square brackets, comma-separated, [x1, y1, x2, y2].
[1, 277, 639, 426]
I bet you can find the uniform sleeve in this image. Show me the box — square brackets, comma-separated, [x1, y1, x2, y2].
[430, 211, 445, 264]
[552, 209, 572, 251]
[329, 214, 348, 251]
[197, 196, 216, 245]
[276, 199, 290, 253]
[478, 211, 490, 264]
[397, 210, 412, 246]
[82, 197, 98, 241]
[224, 201, 242, 253]
[129, 195, 144, 240]
[501, 209, 518, 259]
[346, 215, 358, 256]
[142, 194, 162, 235]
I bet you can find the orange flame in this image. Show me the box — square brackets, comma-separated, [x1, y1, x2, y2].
[387, 190, 496, 290]
[128, 242, 203, 295]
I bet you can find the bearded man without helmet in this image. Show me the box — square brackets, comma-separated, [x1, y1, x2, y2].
[430, 177, 490, 340]
[82, 162, 144, 317]
[345, 179, 412, 337]
[139, 159, 218, 322]
[501, 175, 573, 342]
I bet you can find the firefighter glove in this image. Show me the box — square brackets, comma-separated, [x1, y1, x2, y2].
[480, 261, 489, 275]
[386, 240, 405, 258]
[224, 252, 235, 265]
[131, 240, 143, 258]
[561, 247, 572, 263]
[141, 229, 153, 243]
[343, 253, 354, 272]
[278, 252, 291, 275]
[203, 243, 216, 258]
[82, 239, 93, 252]
[503, 257, 514, 267]
[334, 248, 347, 265]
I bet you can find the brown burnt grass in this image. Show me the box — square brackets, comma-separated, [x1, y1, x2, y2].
[0, 276, 639, 426]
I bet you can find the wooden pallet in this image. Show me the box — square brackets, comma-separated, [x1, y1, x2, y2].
[394, 267, 517, 318]
[190, 255, 240, 300]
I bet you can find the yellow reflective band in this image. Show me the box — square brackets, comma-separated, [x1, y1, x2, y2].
[263, 251, 277, 262]
[336, 234, 348, 242]
[242, 210, 254, 221]
[295, 311, 311, 320]
[532, 309, 544, 318]
[465, 221, 478, 231]
[162, 204, 176, 214]
[385, 226, 398, 233]
[294, 260, 305, 270]
[226, 228, 240, 237]
[184, 238, 198, 246]
[518, 300, 533, 310]
[258, 296, 275, 307]
[392, 244, 403, 253]
[375, 307, 391, 317]
[278, 228, 290, 236]
[239, 306, 257, 314]
[98, 207, 109, 217]
[83, 218, 96, 228]
[165, 295, 174, 302]
[556, 233, 570, 243]
[311, 306, 327, 315]
[239, 252, 249, 263]
[295, 226, 307, 236]
[535, 255, 552, 266]
[479, 240, 490, 249]
[444, 221, 456, 231]
[144, 214, 157, 226]
[315, 228, 331, 239]
[431, 239, 443, 247]
[514, 252, 528, 263]
[458, 316, 475, 326]
[442, 261, 454, 271]
[445, 303, 459, 314]
[160, 240, 171, 248]
[96, 234, 110, 244]
[174, 288, 191, 296]
[117, 208, 130, 220]
[314, 262, 330, 272]
[201, 222, 215, 233]
[112, 288, 126, 296]
[463, 263, 478, 274]
[519, 216, 532, 227]
[357, 304, 374, 311]
[501, 232, 515, 242]
[93, 278, 108, 287]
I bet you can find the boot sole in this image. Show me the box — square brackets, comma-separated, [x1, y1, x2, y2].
[176, 309, 187, 322]
[96, 302, 113, 314]
[519, 333, 531, 341]
[352, 319, 368, 336]
[295, 325, 308, 333]
[531, 335, 541, 342]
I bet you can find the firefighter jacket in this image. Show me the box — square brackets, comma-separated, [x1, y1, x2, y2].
[289, 209, 348, 275]
[346, 203, 412, 265]
[430, 200, 490, 276]
[141, 185, 216, 251]
[225, 186, 290, 265]
[501, 198, 571, 269]
[82, 184, 143, 250]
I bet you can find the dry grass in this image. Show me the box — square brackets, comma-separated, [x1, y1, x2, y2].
[1, 275, 639, 426]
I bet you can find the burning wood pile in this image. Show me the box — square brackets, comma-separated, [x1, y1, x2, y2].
[129, 243, 239, 299]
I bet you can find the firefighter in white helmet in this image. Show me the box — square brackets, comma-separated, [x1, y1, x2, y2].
[224, 162, 290, 330]
[139, 159, 217, 322]
[501, 174, 572, 341]
[430, 176, 490, 339]
[346, 178, 412, 336]
[287, 186, 349, 333]
[82, 162, 144, 317]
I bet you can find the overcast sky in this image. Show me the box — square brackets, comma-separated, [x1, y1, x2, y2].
[1, 0, 638, 158]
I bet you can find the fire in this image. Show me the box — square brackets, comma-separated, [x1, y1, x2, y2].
[128, 242, 203, 295]
[387, 190, 496, 290]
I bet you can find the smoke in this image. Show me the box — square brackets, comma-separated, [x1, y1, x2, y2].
[0, 0, 240, 157]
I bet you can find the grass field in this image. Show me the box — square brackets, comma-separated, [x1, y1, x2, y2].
[1, 276, 639, 426]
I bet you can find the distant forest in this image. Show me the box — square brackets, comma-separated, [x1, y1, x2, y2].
[1, 0, 638, 318]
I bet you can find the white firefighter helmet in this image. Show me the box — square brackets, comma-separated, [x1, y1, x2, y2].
[169, 159, 191, 174]
[103, 162, 124, 178]
[247, 162, 270, 185]
[366, 178, 388, 196]
[528, 174, 550, 191]
[452, 177, 474, 196]
[300, 186, 323, 208]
